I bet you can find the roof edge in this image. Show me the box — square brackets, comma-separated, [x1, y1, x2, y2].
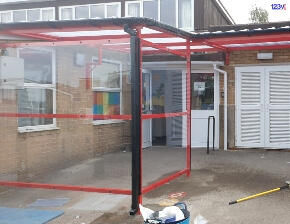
[212, 0, 235, 25]
[0, 17, 193, 39]
[208, 21, 290, 32]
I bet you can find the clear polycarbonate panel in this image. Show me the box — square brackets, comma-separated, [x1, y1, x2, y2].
[142, 44, 188, 114]
[0, 41, 132, 191]
[142, 116, 188, 188]
[141, 45, 189, 189]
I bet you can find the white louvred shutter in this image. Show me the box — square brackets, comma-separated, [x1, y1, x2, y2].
[265, 68, 290, 148]
[236, 67, 264, 147]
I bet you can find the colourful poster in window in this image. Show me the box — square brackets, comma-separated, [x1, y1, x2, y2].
[93, 92, 120, 119]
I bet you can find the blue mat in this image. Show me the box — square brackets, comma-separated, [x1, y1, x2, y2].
[0, 207, 64, 224]
[29, 198, 70, 207]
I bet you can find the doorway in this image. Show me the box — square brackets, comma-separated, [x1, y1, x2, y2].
[149, 70, 186, 147]
[236, 65, 290, 148]
[142, 69, 153, 148]
[191, 71, 219, 148]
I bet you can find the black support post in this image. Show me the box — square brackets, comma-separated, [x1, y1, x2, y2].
[125, 25, 141, 216]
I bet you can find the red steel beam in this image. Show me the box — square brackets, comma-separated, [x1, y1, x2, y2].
[226, 51, 230, 65]
[140, 33, 179, 39]
[1, 38, 130, 48]
[140, 33, 290, 49]
[0, 113, 132, 120]
[56, 34, 130, 42]
[203, 41, 228, 51]
[142, 47, 220, 55]
[144, 26, 188, 40]
[204, 33, 290, 45]
[6, 32, 59, 41]
[228, 44, 290, 51]
[154, 42, 187, 47]
[142, 112, 188, 119]
[142, 169, 190, 194]
[0, 181, 131, 195]
[141, 39, 187, 58]
[0, 25, 126, 35]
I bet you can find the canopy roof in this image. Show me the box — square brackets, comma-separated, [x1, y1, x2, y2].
[1, 18, 290, 54]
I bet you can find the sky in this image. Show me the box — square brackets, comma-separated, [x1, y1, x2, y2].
[0, 0, 289, 24]
[220, 0, 290, 24]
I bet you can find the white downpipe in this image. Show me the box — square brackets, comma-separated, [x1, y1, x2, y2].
[213, 65, 228, 151]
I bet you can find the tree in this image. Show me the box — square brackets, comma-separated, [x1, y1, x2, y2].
[249, 5, 269, 23]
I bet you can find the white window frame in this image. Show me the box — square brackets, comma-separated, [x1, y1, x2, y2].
[75, 5, 90, 20]
[125, 0, 194, 30]
[106, 2, 121, 18]
[41, 8, 54, 21]
[12, 9, 27, 22]
[59, 6, 74, 20]
[0, 7, 55, 23]
[27, 8, 41, 22]
[92, 57, 123, 125]
[17, 47, 57, 133]
[90, 4, 105, 19]
[0, 11, 12, 23]
[59, 2, 121, 21]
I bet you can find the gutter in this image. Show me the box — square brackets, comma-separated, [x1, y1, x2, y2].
[213, 65, 227, 151]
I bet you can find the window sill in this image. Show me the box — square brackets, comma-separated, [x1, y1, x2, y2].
[18, 126, 60, 133]
[93, 120, 125, 126]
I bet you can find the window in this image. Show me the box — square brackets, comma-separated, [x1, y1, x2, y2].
[160, 0, 176, 26]
[18, 48, 56, 131]
[178, 0, 192, 28]
[125, 0, 193, 29]
[128, 3, 141, 17]
[92, 58, 122, 124]
[143, 0, 158, 20]
[126, 0, 158, 19]
[42, 9, 54, 21]
[90, 5, 104, 18]
[107, 4, 120, 18]
[191, 73, 214, 110]
[60, 7, 73, 20]
[59, 3, 121, 20]
[13, 10, 26, 22]
[0, 11, 12, 23]
[75, 5, 89, 20]
[27, 9, 40, 22]
[0, 8, 55, 23]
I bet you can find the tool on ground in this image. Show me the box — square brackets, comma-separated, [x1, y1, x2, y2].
[229, 181, 290, 205]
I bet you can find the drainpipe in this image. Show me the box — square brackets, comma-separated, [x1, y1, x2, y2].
[213, 65, 228, 151]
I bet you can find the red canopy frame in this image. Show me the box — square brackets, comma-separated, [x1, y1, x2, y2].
[0, 18, 290, 214]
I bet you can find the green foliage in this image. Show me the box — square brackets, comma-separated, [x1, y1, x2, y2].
[249, 5, 269, 23]
[156, 83, 164, 99]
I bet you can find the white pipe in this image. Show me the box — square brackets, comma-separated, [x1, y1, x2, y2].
[213, 64, 228, 151]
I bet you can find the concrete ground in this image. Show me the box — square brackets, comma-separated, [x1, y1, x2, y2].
[0, 147, 290, 224]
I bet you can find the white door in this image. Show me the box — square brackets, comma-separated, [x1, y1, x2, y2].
[236, 67, 264, 147]
[142, 70, 152, 148]
[191, 71, 219, 148]
[265, 66, 290, 148]
[236, 66, 290, 148]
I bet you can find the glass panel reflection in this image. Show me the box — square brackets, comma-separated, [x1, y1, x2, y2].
[191, 73, 214, 110]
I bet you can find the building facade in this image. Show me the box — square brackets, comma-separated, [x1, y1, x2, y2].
[0, 0, 233, 31]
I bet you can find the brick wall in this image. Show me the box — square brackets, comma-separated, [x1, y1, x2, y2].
[0, 45, 132, 183]
[220, 48, 290, 149]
